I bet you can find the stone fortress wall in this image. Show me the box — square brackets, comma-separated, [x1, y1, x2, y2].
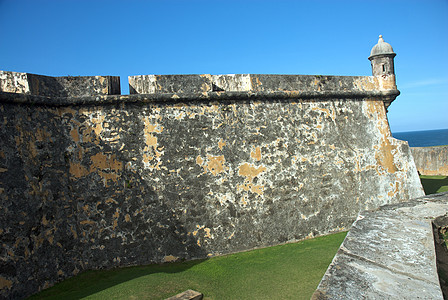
[0, 36, 425, 299]
[411, 146, 448, 176]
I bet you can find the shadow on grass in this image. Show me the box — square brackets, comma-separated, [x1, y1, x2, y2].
[28, 258, 207, 300]
[29, 232, 348, 300]
[420, 176, 448, 195]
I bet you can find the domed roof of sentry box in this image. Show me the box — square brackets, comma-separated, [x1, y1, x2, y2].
[369, 35, 396, 59]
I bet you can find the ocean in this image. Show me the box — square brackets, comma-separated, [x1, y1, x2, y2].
[392, 128, 448, 147]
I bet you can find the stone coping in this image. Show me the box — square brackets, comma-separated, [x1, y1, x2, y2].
[313, 192, 448, 299]
[0, 89, 400, 107]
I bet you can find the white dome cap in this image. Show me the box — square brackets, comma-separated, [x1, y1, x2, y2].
[369, 35, 396, 59]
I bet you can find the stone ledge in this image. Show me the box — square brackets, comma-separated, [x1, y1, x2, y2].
[313, 192, 448, 299]
[0, 89, 400, 107]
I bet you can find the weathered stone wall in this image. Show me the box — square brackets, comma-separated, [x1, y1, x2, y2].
[411, 146, 448, 176]
[313, 192, 448, 299]
[0, 72, 423, 299]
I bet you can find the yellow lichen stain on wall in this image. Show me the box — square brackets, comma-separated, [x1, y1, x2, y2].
[70, 127, 80, 142]
[218, 139, 226, 150]
[69, 152, 123, 186]
[83, 110, 106, 139]
[105, 198, 118, 205]
[0, 277, 13, 290]
[163, 255, 178, 263]
[239, 182, 264, 196]
[70, 226, 78, 239]
[250, 76, 262, 90]
[365, 101, 398, 174]
[112, 209, 120, 230]
[66, 110, 108, 146]
[80, 220, 95, 225]
[238, 163, 267, 197]
[250, 147, 262, 161]
[350, 150, 375, 174]
[238, 163, 266, 180]
[311, 106, 335, 121]
[205, 155, 226, 175]
[375, 144, 398, 174]
[142, 117, 164, 170]
[204, 228, 212, 239]
[192, 225, 213, 247]
[90, 153, 123, 172]
[196, 155, 204, 166]
[313, 78, 321, 91]
[69, 163, 89, 178]
[192, 225, 204, 236]
[387, 181, 400, 197]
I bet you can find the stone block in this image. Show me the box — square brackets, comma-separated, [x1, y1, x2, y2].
[129, 74, 212, 94]
[27, 74, 121, 97]
[0, 70, 121, 97]
[165, 289, 203, 300]
[0, 70, 30, 94]
[211, 74, 252, 91]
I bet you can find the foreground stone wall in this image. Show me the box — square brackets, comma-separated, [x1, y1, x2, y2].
[313, 192, 448, 299]
[0, 72, 423, 299]
[411, 146, 448, 176]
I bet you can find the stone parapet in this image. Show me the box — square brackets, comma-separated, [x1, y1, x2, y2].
[411, 146, 448, 176]
[128, 74, 399, 107]
[313, 192, 448, 299]
[0, 70, 120, 97]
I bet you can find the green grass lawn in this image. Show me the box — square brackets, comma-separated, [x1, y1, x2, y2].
[420, 175, 448, 195]
[28, 231, 346, 300]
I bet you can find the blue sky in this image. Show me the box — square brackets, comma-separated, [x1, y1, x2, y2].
[0, 0, 447, 132]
